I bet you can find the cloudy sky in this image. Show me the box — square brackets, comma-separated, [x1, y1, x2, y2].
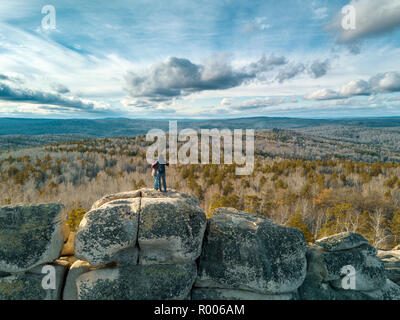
[1, 0, 400, 119]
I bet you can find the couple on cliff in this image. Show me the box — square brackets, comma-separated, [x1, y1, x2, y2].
[151, 155, 169, 192]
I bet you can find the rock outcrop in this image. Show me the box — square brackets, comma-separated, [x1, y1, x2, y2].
[72, 189, 205, 300]
[299, 232, 399, 300]
[0, 189, 399, 300]
[0, 204, 65, 273]
[0, 204, 67, 300]
[194, 208, 307, 298]
[74, 198, 141, 266]
[76, 263, 197, 300]
[378, 249, 400, 287]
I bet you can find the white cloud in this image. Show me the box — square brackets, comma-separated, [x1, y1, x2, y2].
[0, 22, 129, 101]
[327, 0, 400, 43]
[313, 7, 328, 20]
[306, 71, 400, 100]
[232, 96, 292, 110]
[305, 88, 342, 101]
[370, 72, 400, 93]
[340, 79, 370, 96]
[220, 98, 233, 105]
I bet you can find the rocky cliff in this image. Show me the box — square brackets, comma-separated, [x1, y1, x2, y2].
[0, 188, 399, 300]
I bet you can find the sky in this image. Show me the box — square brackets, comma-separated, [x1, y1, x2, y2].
[0, 0, 400, 119]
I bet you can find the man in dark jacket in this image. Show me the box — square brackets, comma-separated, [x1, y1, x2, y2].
[156, 155, 169, 192]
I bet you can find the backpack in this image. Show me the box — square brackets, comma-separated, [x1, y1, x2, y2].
[151, 161, 159, 176]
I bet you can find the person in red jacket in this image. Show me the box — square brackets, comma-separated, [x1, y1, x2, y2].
[152, 155, 169, 192]
[151, 159, 159, 190]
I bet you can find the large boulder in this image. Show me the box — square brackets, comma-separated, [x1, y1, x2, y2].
[74, 199, 140, 266]
[195, 208, 307, 295]
[363, 279, 400, 300]
[0, 263, 66, 300]
[301, 233, 390, 299]
[76, 263, 197, 300]
[307, 245, 386, 291]
[138, 197, 206, 264]
[77, 189, 206, 266]
[316, 232, 369, 252]
[0, 204, 64, 273]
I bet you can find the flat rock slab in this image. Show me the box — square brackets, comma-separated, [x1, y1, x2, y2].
[138, 198, 206, 264]
[91, 188, 199, 210]
[74, 199, 140, 266]
[192, 288, 294, 300]
[76, 263, 197, 300]
[0, 204, 64, 273]
[196, 208, 307, 295]
[316, 232, 368, 252]
[0, 264, 66, 300]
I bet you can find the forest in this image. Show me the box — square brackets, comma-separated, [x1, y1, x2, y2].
[0, 130, 399, 249]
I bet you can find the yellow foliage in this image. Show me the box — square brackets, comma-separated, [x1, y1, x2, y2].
[66, 206, 87, 232]
[286, 211, 314, 243]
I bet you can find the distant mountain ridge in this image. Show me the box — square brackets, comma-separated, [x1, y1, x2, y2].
[1, 117, 400, 137]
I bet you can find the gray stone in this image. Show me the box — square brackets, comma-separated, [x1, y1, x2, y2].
[329, 254, 386, 291]
[364, 279, 400, 300]
[385, 268, 400, 285]
[140, 189, 200, 207]
[196, 208, 307, 295]
[297, 274, 372, 300]
[74, 199, 140, 266]
[306, 245, 386, 291]
[63, 260, 92, 300]
[0, 204, 64, 273]
[316, 232, 369, 252]
[91, 190, 142, 210]
[138, 197, 206, 265]
[91, 188, 199, 210]
[114, 247, 139, 266]
[0, 264, 66, 300]
[192, 288, 294, 300]
[76, 263, 197, 300]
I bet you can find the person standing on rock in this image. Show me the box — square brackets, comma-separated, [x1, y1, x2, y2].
[151, 159, 159, 190]
[157, 155, 169, 192]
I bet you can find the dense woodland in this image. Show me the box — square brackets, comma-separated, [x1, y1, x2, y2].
[0, 131, 400, 249]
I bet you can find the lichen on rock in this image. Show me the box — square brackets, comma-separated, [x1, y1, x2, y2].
[0, 203, 64, 273]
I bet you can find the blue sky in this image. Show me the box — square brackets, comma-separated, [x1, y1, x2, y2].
[0, 0, 400, 119]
